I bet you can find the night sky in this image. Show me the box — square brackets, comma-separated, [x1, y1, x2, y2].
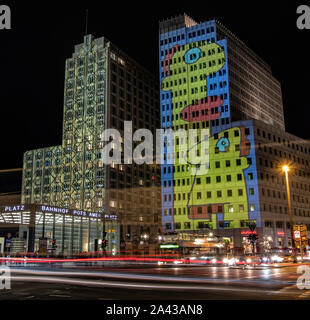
[0, 1, 309, 191]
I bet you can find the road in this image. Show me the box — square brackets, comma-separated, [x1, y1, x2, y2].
[0, 263, 309, 300]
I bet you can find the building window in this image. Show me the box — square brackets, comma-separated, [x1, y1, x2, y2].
[276, 221, 283, 228]
[110, 201, 117, 208]
[184, 222, 191, 229]
[166, 223, 172, 230]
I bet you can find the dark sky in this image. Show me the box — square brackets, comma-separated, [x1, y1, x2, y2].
[0, 0, 309, 174]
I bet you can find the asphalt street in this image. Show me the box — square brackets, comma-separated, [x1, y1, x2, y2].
[0, 263, 309, 300]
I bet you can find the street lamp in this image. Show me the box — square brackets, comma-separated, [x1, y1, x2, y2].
[282, 165, 297, 263]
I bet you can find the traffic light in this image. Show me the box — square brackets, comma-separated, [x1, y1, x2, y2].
[248, 221, 256, 232]
[248, 233, 258, 243]
[51, 239, 57, 248]
[101, 239, 108, 249]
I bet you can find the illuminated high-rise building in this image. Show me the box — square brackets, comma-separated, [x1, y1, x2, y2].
[159, 14, 310, 251]
[22, 35, 161, 253]
[159, 14, 284, 130]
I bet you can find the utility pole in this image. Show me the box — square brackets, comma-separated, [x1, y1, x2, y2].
[283, 166, 297, 263]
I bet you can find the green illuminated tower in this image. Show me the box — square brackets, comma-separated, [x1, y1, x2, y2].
[22, 34, 161, 253]
[22, 35, 107, 211]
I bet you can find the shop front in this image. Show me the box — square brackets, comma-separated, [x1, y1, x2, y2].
[160, 232, 233, 256]
[0, 204, 119, 257]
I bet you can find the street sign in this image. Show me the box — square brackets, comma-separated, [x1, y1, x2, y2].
[293, 225, 308, 246]
[294, 231, 301, 239]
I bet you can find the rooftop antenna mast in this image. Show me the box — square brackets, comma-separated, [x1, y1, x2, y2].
[85, 9, 89, 35]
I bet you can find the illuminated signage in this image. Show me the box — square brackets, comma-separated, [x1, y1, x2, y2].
[72, 210, 87, 217]
[89, 212, 101, 218]
[73, 210, 101, 219]
[41, 206, 69, 214]
[293, 225, 308, 244]
[277, 231, 285, 236]
[1, 204, 102, 219]
[104, 214, 117, 220]
[240, 231, 257, 235]
[294, 231, 301, 239]
[160, 244, 179, 249]
[40, 206, 101, 218]
[194, 239, 204, 245]
[4, 205, 25, 212]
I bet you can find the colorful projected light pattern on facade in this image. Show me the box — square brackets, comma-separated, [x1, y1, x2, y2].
[160, 20, 260, 232]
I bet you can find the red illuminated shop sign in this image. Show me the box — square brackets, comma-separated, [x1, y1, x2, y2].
[277, 231, 285, 236]
[240, 231, 257, 235]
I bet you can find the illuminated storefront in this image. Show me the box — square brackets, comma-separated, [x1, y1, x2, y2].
[0, 204, 119, 256]
[159, 232, 233, 256]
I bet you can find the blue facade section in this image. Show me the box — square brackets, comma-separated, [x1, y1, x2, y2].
[160, 26, 187, 230]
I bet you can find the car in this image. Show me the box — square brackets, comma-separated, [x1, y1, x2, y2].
[282, 254, 295, 262]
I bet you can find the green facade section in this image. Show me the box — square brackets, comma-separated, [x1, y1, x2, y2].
[22, 35, 108, 212]
[161, 41, 225, 106]
[171, 127, 251, 230]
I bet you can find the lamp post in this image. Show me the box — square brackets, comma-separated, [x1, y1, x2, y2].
[142, 233, 149, 256]
[282, 165, 297, 263]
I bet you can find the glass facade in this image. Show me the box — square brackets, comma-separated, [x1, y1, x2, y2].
[21, 35, 108, 212]
[0, 204, 119, 256]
